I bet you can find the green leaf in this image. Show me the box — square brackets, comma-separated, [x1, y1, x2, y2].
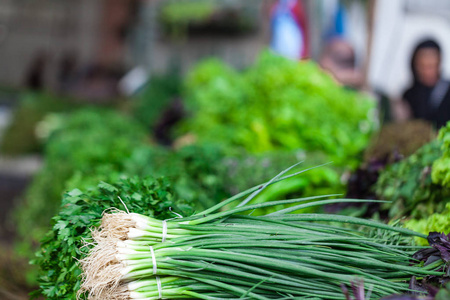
[131, 192, 142, 201]
[98, 182, 118, 193]
[67, 189, 83, 197]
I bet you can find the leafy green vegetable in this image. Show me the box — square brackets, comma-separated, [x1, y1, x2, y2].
[14, 108, 148, 251]
[179, 51, 376, 167]
[33, 176, 194, 300]
[375, 140, 449, 219]
[121, 145, 345, 215]
[405, 203, 450, 245]
[175, 51, 374, 213]
[31, 143, 346, 298]
[432, 122, 450, 187]
[372, 123, 450, 244]
[23, 111, 327, 258]
[124, 144, 229, 209]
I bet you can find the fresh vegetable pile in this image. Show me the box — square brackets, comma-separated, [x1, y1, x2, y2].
[17, 53, 376, 252]
[179, 51, 376, 167]
[14, 108, 148, 251]
[175, 51, 376, 214]
[392, 122, 450, 242]
[375, 123, 450, 221]
[15, 108, 283, 265]
[352, 122, 450, 247]
[374, 140, 445, 220]
[77, 169, 445, 300]
[28, 118, 341, 298]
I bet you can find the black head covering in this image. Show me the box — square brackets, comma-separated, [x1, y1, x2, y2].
[410, 39, 441, 84]
[404, 38, 450, 128]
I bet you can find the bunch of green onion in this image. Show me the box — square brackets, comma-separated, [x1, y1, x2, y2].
[80, 165, 444, 299]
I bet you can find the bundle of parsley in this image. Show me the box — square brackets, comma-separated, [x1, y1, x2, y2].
[32, 176, 195, 299]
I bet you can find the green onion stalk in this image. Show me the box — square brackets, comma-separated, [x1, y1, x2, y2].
[79, 165, 444, 299]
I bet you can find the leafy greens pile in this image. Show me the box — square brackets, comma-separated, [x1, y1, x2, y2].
[179, 50, 376, 168]
[25, 108, 343, 298]
[374, 140, 448, 220]
[175, 51, 376, 214]
[374, 122, 450, 241]
[19, 107, 320, 257]
[14, 108, 148, 251]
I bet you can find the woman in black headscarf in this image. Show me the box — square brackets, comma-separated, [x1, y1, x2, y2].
[402, 39, 450, 128]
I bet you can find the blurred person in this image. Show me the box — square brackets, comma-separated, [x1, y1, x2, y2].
[319, 38, 363, 89]
[399, 39, 450, 128]
[25, 52, 47, 90]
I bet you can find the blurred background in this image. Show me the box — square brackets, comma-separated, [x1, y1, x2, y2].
[1, 0, 450, 299]
[2, 0, 450, 97]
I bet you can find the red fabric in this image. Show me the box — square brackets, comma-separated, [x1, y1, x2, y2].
[291, 0, 310, 58]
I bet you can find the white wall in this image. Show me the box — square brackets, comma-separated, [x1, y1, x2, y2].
[369, 0, 450, 98]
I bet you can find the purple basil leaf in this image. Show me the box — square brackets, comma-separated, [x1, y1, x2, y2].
[434, 244, 450, 262]
[351, 280, 365, 300]
[413, 248, 440, 262]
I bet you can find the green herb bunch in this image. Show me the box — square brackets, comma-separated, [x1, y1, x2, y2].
[374, 123, 450, 240]
[14, 108, 148, 250]
[118, 144, 230, 210]
[32, 176, 194, 299]
[375, 140, 449, 220]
